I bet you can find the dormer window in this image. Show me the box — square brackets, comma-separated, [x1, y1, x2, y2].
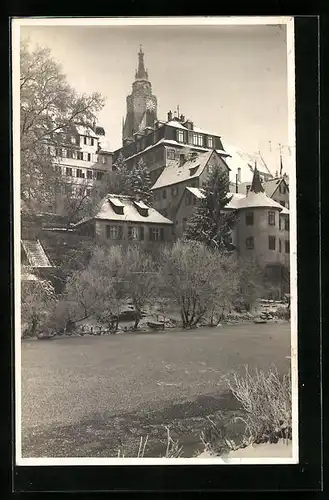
[177, 130, 184, 143]
[109, 197, 124, 215]
[189, 166, 198, 176]
[134, 200, 149, 217]
[207, 136, 213, 148]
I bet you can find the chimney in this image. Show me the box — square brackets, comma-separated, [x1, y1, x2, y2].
[167, 110, 173, 121]
[236, 174, 238, 193]
[179, 153, 185, 166]
[180, 114, 185, 122]
[237, 167, 241, 183]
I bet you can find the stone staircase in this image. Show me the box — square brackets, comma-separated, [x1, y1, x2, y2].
[21, 239, 52, 268]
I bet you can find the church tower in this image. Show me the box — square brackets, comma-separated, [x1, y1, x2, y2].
[122, 46, 158, 144]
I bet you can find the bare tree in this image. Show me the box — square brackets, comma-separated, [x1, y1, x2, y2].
[160, 240, 238, 328]
[238, 257, 266, 311]
[20, 39, 105, 211]
[21, 277, 56, 337]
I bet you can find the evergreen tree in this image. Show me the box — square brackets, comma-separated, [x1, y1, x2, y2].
[112, 155, 154, 204]
[184, 165, 236, 251]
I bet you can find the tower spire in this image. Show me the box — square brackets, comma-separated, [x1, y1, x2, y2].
[135, 45, 148, 80]
[250, 161, 265, 194]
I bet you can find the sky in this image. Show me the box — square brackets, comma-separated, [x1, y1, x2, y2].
[19, 21, 293, 175]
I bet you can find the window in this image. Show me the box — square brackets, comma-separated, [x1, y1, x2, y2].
[245, 212, 254, 226]
[91, 138, 94, 146]
[280, 182, 286, 194]
[76, 169, 84, 178]
[87, 170, 93, 179]
[189, 166, 198, 176]
[128, 226, 144, 241]
[188, 132, 193, 144]
[77, 152, 83, 160]
[192, 133, 198, 145]
[246, 236, 254, 249]
[197, 134, 203, 147]
[285, 240, 290, 253]
[171, 186, 179, 197]
[102, 156, 107, 164]
[284, 217, 290, 231]
[87, 153, 91, 162]
[65, 167, 73, 177]
[149, 227, 164, 241]
[177, 130, 184, 143]
[162, 189, 167, 199]
[167, 149, 175, 160]
[96, 171, 104, 181]
[207, 136, 213, 148]
[72, 151, 77, 160]
[185, 192, 193, 205]
[268, 211, 276, 226]
[84, 136, 87, 145]
[279, 239, 282, 253]
[268, 236, 276, 250]
[71, 136, 76, 144]
[106, 225, 122, 240]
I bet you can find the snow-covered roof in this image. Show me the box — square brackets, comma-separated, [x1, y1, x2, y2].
[186, 186, 206, 199]
[165, 120, 218, 137]
[234, 191, 287, 210]
[280, 205, 290, 215]
[134, 200, 149, 210]
[98, 136, 112, 153]
[223, 144, 273, 184]
[75, 125, 99, 138]
[263, 177, 289, 197]
[75, 194, 173, 226]
[183, 187, 289, 214]
[224, 193, 247, 209]
[151, 150, 214, 190]
[124, 138, 220, 162]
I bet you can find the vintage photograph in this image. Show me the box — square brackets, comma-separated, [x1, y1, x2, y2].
[13, 17, 297, 465]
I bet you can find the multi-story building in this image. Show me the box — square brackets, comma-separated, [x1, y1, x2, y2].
[150, 149, 231, 223]
[174, 167, 290, 293]
[47, 123, 113, 213]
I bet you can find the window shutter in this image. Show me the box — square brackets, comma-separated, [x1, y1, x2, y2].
[160, 228, 164, 241]
[140, 227, 144, 240]
[149, 227, 153, 241]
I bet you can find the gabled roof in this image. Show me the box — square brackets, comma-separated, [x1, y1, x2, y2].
[223, 144, 273, 183]
[263, 177, 289, 198]
[75, 125, 99, 138]
[151, 150, 226, 190]
[74, 194, 173, 226]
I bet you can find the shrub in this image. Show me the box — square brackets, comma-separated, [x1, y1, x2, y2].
[225, 366, 292, 445]
[160, 240, 239, 328]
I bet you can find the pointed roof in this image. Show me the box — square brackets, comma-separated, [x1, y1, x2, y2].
[250, 162, 264, 193]
[135, 45, 149, 80]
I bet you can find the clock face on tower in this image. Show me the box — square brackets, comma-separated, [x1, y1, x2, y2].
[146, 99, 155, 112]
